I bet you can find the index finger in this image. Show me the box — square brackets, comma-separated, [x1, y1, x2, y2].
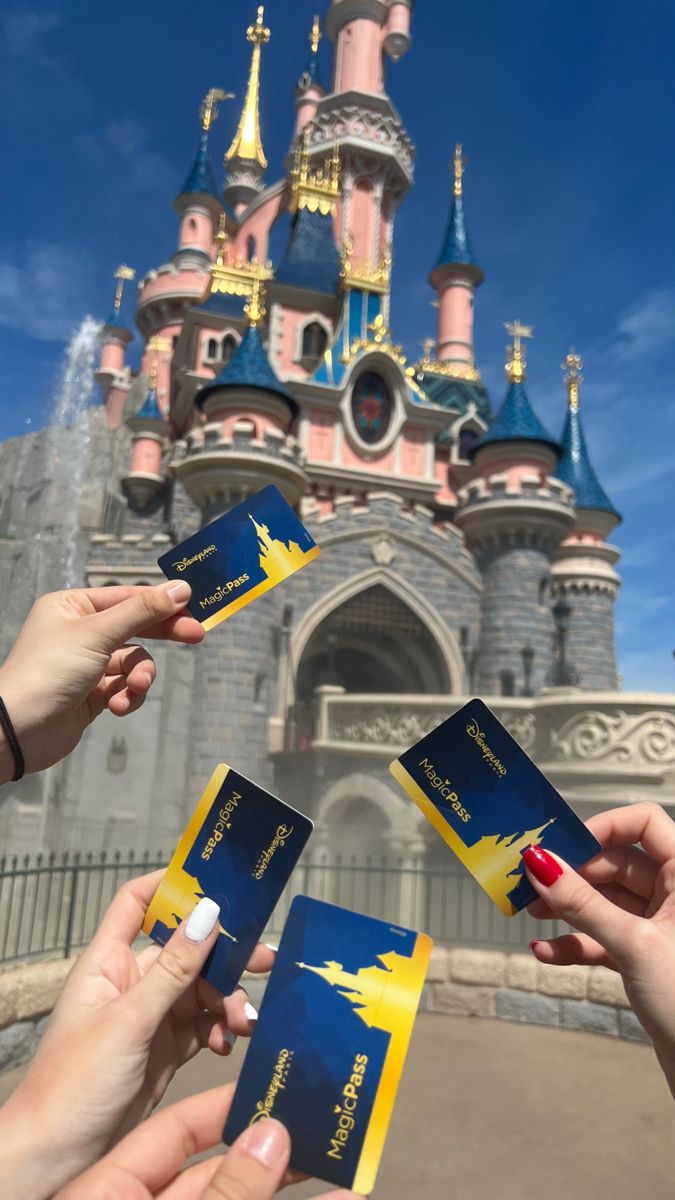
[77, 586, 204, 644]
[587, 802, 675, 865]
[104, 1085, 233, 1189]
[93, 869, 166, 945]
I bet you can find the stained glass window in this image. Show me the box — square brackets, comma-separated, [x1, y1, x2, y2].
[351, 372, 392, 445]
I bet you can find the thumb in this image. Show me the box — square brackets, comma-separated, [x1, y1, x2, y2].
[204, 1119, 291, 1200]
[127, 897, 221, 1036]
[91, 580, 193, 649]
[523, 844, 636, 965]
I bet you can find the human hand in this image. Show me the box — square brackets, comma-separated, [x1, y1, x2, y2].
[524, 801, 675, 1096]
[0, 581, 204, 780]
[0, 872, 275, 1199]
[54, 1085, 361, 1200]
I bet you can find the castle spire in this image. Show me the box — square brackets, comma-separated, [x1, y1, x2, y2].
[226, 6, 270, 170]
[473, 321, 560, 453]
[295, 14, 325, 133]
[427, 145, 484, 379]
[175, 90, 231, 267]
[180, 90, 232, 200]
[106, 264, 135, 328]
[555, 352, 620, 518]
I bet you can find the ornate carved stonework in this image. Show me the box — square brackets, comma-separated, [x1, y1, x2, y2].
[550, 710, 675, 765]
[370, 536, 397, 566]
[331, 705, 451, 747]
[495, 710, 537, 754]
[307, 106, 414, 184]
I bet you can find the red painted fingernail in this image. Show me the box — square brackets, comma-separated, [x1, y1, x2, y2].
[529, 940, 539, 953]
[522, 844, 563, 886]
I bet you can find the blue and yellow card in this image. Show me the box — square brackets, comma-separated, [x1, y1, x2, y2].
[157, 484, 320, 631]
[224, 895, 431, 1195]
[390, 698, 600, 917]
[142, 765, 313, 994]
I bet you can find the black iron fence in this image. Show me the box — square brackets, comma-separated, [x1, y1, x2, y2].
[0, 850, 565, 966]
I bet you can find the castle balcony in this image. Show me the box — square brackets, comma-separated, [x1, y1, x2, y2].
[136, 263, 210, 337]
[456, 472, 575, 550]
[170, 420, 307, 513]
[298, 689, 675, 813]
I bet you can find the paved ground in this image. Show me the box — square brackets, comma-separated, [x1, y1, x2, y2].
[2, 1014, 674, 1198]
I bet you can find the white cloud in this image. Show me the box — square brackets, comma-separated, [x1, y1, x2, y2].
[77, 119, 175, 196]
[610, 286, 675, 366]
[1, 6, 63, 59]
[0, 243, 92, 341]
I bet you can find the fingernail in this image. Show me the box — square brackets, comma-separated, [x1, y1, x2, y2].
[244, 1000, 259, 1022]
[237, 1117, 288, 1168]
[224, 1030, 237, 1053]
[264, 943, 278, 952]
[184, 897, 220, 943]
[523, 845, 563, 887]
[529, 940, 539, 953]
[166, 580, 191, 604]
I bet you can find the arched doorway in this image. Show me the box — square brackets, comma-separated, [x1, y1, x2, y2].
[293, 582, 452, 748]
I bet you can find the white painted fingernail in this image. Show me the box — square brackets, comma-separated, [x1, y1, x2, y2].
[264, 943, 278, 952]
[224, 1030, 237, 1052]
[184, 897, 220, 943]
[244, 1000, 259, 1021]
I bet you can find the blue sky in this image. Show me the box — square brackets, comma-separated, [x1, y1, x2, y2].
[0, 0, 673, 691]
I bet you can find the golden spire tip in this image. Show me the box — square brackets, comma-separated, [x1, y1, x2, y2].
[562, 349, 583, 410]
[310, 14, 321, 54]
[453, 144, 466, 198]
[504, 320, 533, 382]
[225, 7, 270, 169]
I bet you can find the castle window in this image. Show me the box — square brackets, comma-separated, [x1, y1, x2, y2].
[539, 576, 550, 606]
[499, 670, 516, 697]
[351, 371, 393, 446]
[206, 337, 218, 361]
[246, 235, 256, 262]
[221, 334, 237, 365]
[457, 426, 480, 461]
[301, 321, 328, 371]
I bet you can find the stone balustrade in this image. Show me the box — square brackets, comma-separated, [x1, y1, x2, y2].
[313, 691, 675, 807]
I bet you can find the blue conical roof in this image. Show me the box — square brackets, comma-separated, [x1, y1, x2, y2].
[276, 207, 341, 295]
[104, 307, 128, 330]
[430, 186, 484, 289]
[556, 405, 621, 519]
[136, 387, 164, 423]
[473, 378, 561, 456]
[181, 130, 218, 199]
[195, 325, 298, 418]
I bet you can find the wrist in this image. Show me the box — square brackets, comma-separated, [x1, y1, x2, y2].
[0, 1087, 64, 1200]
[0, 668, 37, 779]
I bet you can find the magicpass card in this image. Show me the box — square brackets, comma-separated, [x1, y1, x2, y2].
[157, 484, 320, 631]
[143, 765, 313, 994]
[390, 698, 600, 916]
[224, 895, 431, 1194]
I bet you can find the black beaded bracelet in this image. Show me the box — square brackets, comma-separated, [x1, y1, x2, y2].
[0, 697, 25, 782]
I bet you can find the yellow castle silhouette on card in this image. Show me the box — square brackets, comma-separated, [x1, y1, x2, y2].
[145, 865, 237, 943]
[297, 947, 426, 1035]
[461, 819, 555, 914]
[249, 514, 317, 581]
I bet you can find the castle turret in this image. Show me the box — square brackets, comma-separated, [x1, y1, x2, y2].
[96, 265, 134, 430]
[172, 280, 305, 522]
[174, 89, 231, 270]
[455, 323, 575, 695]
[313, 0, 414, 286]
[122, 336, 170, 509]
[429, 146, 484, 378]
[551, 352, 622, 689]
[295, 15, 325, 135]
[224, 7, 270, 213]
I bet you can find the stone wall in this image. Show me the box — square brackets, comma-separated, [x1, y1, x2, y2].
[0, 948, 649, 1076]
